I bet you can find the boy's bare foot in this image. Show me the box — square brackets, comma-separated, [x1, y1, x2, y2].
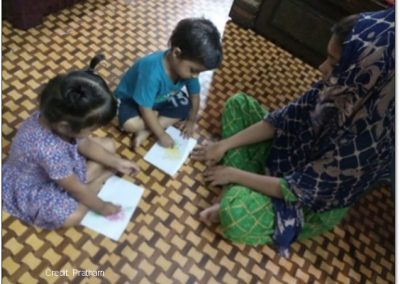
[132, 130, 150, 149]
[199, 203, 220, 227]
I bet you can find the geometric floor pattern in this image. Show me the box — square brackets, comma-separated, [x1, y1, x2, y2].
[2, 0, 395, 283]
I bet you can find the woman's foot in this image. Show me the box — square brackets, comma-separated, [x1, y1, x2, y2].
[199, 203, 220, 226]
[132, 130, 150, 149]
[211, 194, 223, 204]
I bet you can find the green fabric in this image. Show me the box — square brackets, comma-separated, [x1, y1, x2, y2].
[218, 93, 348, 245]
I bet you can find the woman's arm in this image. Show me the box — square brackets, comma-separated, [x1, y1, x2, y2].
[192, 120, 275, 163]
[223, 120, 275, 151]
[204, 166, 283, 199]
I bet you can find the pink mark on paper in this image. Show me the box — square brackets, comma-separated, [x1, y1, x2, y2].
[105, 206, 133, 222]
[106, 210, 125, 221]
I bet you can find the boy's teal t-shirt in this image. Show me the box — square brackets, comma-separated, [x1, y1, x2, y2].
[115, 50, 200, 108]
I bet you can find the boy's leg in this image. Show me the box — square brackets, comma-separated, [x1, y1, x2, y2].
[118, 99, 151, 149]
[118, 99, 144, 132]
[221, 92, 272, 174]
[131, 116, 180, 149]
[120, 94, 189, 148]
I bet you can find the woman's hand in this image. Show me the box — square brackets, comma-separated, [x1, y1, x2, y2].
[99, 202, 121, 216]
[114, 159, 140, 175]
[192, 141, 227, 165]
[180, 120, 195, 138]
[203, 166, 236, 186]
[158, 133, 175, 148]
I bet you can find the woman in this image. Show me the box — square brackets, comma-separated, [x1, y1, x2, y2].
[193, 8, 394, 256]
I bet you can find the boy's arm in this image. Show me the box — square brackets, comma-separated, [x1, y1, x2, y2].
[139, 107, 165, 138]
[188, 94, 200, 122]
[181, 94, 199, 138]
[139, 106, 175, 147]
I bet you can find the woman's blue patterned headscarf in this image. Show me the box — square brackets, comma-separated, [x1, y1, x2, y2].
[266, 8, 395, 255]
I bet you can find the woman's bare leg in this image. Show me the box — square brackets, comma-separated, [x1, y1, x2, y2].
[199, 203, 221, 227]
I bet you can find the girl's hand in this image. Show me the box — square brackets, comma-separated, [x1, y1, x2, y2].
[192, 141, 227, 165]
[99, 202, 121, 216]
[158, 133, 175, 148]
[203, 166, 235, 186]
[180, 120, 195, 138]
[114, 159, 140, 175]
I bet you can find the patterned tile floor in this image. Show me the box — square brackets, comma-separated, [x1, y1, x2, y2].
[2, 0, 395, 283]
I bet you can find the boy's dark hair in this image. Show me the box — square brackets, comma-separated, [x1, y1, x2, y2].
[169, 18, 223, 69]
[39, 54, 117, 133]
[331, 14, 359, 45]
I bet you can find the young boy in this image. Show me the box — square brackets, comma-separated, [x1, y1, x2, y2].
[116, 18, 223, 148]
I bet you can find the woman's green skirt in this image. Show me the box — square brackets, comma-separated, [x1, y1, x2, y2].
[219, 93, 348, 245]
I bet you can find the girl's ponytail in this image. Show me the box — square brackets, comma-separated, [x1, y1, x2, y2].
[87, 54, 105, 73]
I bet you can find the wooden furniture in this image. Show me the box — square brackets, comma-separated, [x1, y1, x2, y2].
[254, 0, 388, 67]
[230, 0, 389, 67]
[3, 0, 82, 30]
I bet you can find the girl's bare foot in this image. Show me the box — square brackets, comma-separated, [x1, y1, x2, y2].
[199, 203, 220, 226]
[132, 130, 150, 149]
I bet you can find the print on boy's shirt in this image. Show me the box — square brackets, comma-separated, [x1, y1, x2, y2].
[154, 90, 190, 107]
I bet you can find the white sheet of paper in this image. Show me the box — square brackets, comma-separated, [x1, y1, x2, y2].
[144, 126, 197, 176]
[80, 176, 144, 241]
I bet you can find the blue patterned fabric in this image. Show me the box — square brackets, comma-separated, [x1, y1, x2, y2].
[266, 8, 395, 252]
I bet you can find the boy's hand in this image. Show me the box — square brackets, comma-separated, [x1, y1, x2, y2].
[99, 202, 121, 216]
[114, 159, 140, 175]
[181, 120, 195, 138]
[158, 133, 175, 148]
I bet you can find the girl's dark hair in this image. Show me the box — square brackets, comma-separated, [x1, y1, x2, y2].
[169, 18, 223, 69]
[39, 54, 117, 133]
[331, 14, 360, 45]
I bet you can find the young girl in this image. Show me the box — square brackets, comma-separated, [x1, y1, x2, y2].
[2, 55, 140, 229]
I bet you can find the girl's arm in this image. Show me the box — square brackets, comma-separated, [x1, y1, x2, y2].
[204, 166, 283, 199]
[78, 138, 118, 168]
[78, 138, 139, 174]
[57, 174, 116, 214]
